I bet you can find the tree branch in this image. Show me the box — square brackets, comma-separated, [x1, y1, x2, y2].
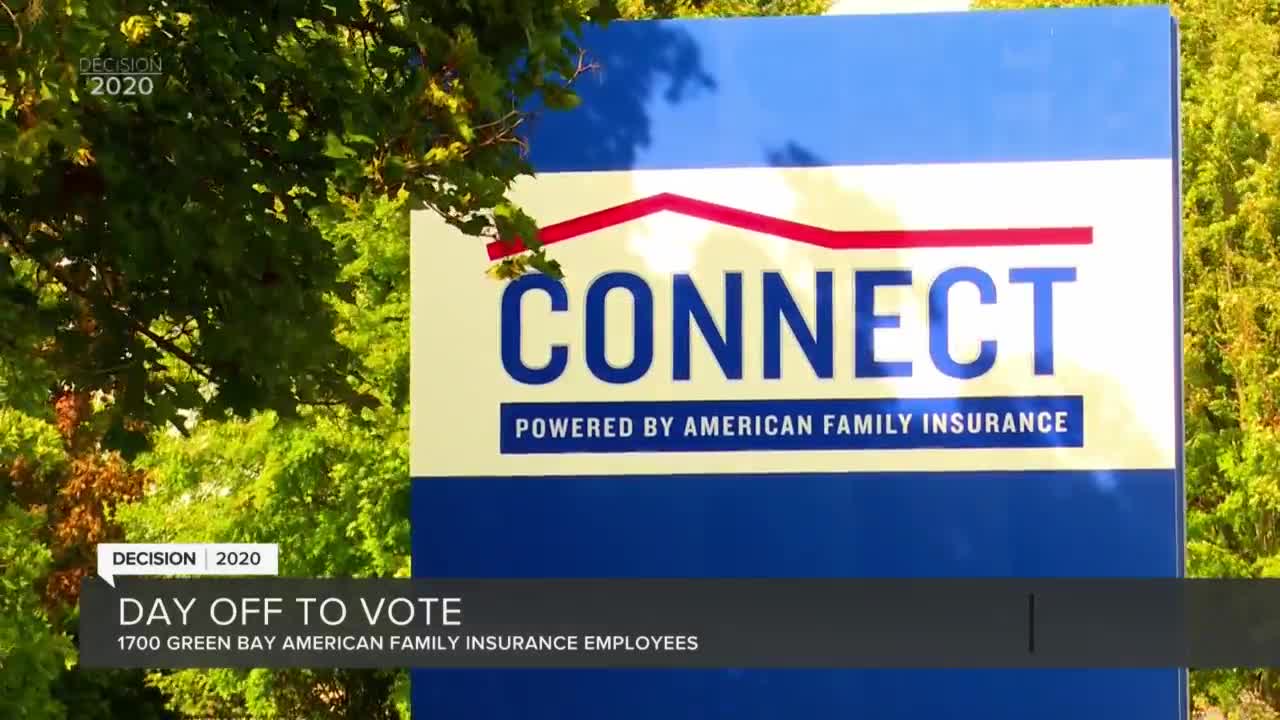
[0, 1, 21, 50]
[3, 231, 215, 382]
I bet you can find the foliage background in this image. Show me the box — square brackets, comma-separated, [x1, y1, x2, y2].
[0, 0, 822, 717]
[3, 0, 1278, 717]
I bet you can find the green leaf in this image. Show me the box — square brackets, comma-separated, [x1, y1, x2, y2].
[322, 132, 357, 159]
[541, 86, 582, 111]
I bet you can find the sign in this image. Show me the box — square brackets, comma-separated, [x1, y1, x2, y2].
[411, 6, 1183, 720]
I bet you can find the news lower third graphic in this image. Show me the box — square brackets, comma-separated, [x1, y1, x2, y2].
[97, 543, 279, 586]
[81, 573, 1280, 670]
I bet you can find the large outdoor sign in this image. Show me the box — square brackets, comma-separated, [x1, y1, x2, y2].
[411, 6, 1182, 720]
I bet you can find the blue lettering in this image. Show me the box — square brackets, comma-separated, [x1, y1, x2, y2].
[763, 272, 833, 379]
[499, 266, 1072, 385]
[500, 274, 568, 385]
[929, 267, 998, 379]
[854, 270, 912, 378]
[1009, 267, 1076, 375]
[585, 272, 654, 384]
[673, 273, 743, 381]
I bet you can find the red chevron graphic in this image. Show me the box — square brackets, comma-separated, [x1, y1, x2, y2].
[485, 193, 1093, 261]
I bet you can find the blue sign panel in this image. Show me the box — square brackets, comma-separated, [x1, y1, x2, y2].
[410, 6, 1183, 719]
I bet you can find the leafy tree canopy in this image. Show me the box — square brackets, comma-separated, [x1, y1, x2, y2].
[616, 0, 827, 17]
[2, 1, 834, 718]
[0, 0, 612, 452]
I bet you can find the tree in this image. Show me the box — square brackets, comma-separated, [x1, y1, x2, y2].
[1, 0, 614, 712]
[2, 1, 607, 717]
[117, 194, 413, 718]
[975, 0, 1280, 716]
[615, 0, 828, 17]
[2, 0, 840, 716]
[0, 421, 74, 720]
[0, 0, 610, 453]
[2, 341, 187, 720]
[0, 507, 72, 720]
